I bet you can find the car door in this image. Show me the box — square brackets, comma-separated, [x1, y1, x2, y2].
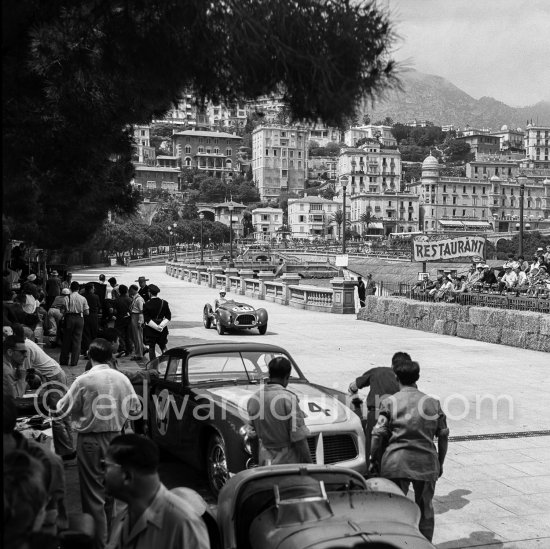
[149, 354, 174, 448]
[160, 355, 186, 452]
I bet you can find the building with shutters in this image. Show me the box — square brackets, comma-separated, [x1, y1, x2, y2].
[252, 125, 309, 202]
[418, 154, 550, 234]
[173, 129, 241, 178]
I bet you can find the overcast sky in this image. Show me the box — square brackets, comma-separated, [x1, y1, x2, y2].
[382, 0, 550, 107]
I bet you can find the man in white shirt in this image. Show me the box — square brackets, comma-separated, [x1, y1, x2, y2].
[498, 266, 518, 292]
[58, 338, 141, 549]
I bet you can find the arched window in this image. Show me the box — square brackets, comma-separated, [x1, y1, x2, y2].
[226, 148, 232, 156]
[185, 157, 192, 167]
[185, 145, 191, 154]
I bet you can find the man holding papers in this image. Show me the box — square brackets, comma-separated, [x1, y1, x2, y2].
[142, 284, 172, 361]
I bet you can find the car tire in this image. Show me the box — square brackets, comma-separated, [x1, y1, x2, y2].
[216, 321, 225, 335]
[206, 433, 230, 496]
[258, 324, 267, 335]
[203, 306, 212, 329]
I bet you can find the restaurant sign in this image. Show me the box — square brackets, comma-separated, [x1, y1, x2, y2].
[412, 235, 486, 262]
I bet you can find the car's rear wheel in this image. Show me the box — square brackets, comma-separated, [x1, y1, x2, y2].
[216, 321, 225, 335]
[206, 433, 230, 496]
[203, 306, 212, 329]
[258, 324, 267, 335]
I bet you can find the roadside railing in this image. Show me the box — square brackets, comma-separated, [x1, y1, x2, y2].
[380, 282, 550, 313]
[288, 285, 333, 310]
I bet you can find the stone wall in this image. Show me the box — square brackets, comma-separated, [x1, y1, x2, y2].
[357, 296, 550, 352]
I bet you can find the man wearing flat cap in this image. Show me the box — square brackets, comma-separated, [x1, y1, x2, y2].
[143, 285, 171, 361]
[136, 276, 151, 302]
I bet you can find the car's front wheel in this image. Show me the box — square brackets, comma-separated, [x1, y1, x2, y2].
[258, 324, 268, 335]
[206, 433, 230, 496]
[203, 306, 212, 329]
[216, 320, 225, 335]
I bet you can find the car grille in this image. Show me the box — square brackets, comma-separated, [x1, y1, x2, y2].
[235, 314, 256, 326]
[307, 433, 358, 464]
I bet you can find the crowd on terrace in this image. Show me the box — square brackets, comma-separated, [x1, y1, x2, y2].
[412, 245, 550, 302]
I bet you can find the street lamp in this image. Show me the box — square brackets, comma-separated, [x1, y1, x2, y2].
[199, 212, 205, 265]
[228, 202, 235, 267]
[172, 222, 178, 261]
[341, 179, 347, 254]
[519, 183, 525, 257]
[167, 225, 173, 260]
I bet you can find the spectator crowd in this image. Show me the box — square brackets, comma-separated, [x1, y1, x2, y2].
[412, 246, 550, 303]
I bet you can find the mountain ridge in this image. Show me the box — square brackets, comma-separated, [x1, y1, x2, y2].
[367, 70, 550, 130]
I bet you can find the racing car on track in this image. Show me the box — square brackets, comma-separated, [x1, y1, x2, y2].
[203, 291, 268, 335]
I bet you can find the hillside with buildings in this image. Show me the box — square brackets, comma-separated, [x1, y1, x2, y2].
[367, 69, 550, 130]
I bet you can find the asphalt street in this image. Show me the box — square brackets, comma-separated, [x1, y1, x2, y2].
[65, 264, 550, 548]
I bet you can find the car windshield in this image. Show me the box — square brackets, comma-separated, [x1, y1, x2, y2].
[187, 351, 304, 384]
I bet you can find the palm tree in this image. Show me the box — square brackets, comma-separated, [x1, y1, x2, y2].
[360, 209, 376, 236]
[330, 209, 344, 239]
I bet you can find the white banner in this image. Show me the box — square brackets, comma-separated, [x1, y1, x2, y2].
[412, 236, 486, 262]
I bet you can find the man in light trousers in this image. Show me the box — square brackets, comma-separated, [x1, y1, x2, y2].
[58, 338, 140, 549]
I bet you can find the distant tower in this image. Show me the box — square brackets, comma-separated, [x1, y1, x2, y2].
[420, 153, 440, 233]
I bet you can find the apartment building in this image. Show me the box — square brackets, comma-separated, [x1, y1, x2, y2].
[456, 133, 500, 158]
[133, 166, 181, 194]
[172, 129, 242, 178]
[419, 154, 550, 233]
[344, 125, 397, 148]
[252, 125, 308, 201]
[307, 124, 342, 147]
[336, 141, 402, 195]
[523, 124, 550, 169]
[251, 207, 284, 240]
[490, 125, 525, 153]
[133, 125, 155, 164]
[308, 156, 338, 181]
[288, 196, 341, 239]
[465, 156, 520, 180]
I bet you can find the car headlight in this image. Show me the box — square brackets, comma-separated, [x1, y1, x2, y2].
[239, 425, 255, 455]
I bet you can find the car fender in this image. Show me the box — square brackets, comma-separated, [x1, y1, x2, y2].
[216, 308, 231, 327]
[255, 308, 268, 325]
[200, 411, 249, 474]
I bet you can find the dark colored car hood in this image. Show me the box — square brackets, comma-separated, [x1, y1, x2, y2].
[218, 301, 258, 313]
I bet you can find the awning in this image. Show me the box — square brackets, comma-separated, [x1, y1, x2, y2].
[439, 220, 464, 227]
[366, 222, 383, 229]
[462, 221, 492, 228]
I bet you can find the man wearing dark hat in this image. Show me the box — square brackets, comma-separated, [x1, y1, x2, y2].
[45, 270, 61, 310]
[143, 284, 171, 361]
[136, 276, 151, 302]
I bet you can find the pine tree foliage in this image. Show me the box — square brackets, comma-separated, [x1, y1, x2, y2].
[3, 0, 396, 249]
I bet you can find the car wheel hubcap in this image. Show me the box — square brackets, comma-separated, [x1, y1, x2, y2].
[209, 444, 229, 491]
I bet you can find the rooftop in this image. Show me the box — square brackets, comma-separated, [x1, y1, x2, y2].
[135, 166, 180, 173]
[173, 129, 241, 139]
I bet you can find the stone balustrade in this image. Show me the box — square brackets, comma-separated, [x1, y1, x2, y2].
[288, 285, 333, 311]
[165, 261, 356, 314]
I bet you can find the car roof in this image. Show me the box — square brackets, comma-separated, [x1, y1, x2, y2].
[165, 342, 291, 357]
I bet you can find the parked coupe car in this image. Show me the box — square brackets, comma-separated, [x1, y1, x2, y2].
[203, 298, 268, 335]
[217, 464, 435, 549]
[139, 342, 367, 496]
